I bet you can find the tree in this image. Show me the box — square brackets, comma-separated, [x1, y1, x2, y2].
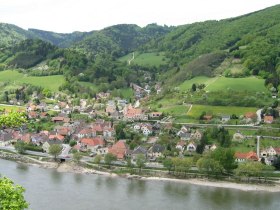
[197, 157, 223, 176]
[191, 83, 197, 92]
[94, 155, 102, 165]
[234, 161, 269, 180]
[69, 140, 77, 147]
[136, 154, 146, 173]
[73, 152, 82, 164]
[163, 158, 174, 173]
[14, 141, 26, 154]
[0, 177, 29, 210]
[48, 144, 62, 161]
[0, 111, 27, 128]
[210, 148, 237, 173]
[104, 153, 117, 168]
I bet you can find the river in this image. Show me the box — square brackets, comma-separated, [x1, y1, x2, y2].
[0, 158, 280, 210]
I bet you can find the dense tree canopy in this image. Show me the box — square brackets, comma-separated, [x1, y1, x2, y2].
[0, 177, 29, 210]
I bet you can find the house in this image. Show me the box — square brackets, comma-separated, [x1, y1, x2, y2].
[42, 140, 62, 153]
[221, 115, 231, 123]
[203, 115, 213, 121]
[176, 140, 186, 152]
[264, 116, 274, 124]
[0, 131, 13, 146]
[261, 146, 280, 157]
[191, 130, 202, 141]
[233, 132, 245, 142]
[77, 128, 96, 139]
[234, 151, 259, 162]
[244, 112, 257, 120]
[80, 137, 105, 152]
[123, 104, 147, 121]
[186, 142, 196, 152]
[28, 111, 38, 119]
[103, 127, 115, 139]
[133, 124, 141, 131]
[142, 126, 153, 136]
[96, 147, 108, 155]
[108, 140, 128, 160]
[131, 146, 148, 160]
[48, 134, 65, 142]
[149, 112, 162, 118]
[177, 130, 191, 141]
[51, 117, 70, 123]
[148, 144, 165, 159]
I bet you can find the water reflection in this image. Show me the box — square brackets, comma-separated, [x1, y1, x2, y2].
[104, 177, 117, 190]
[1, 158, 280, 210]
[127, 179, 147, 195]
[16, 163, 29, 172]
[163, 182, 190, 197]
[50, 170, 62, 183]
[74, 174, 83, 183]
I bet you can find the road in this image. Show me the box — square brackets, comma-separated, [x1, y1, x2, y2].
[0, 145, 50, 157]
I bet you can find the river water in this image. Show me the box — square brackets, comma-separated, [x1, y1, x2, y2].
[0, 158, 280, 210]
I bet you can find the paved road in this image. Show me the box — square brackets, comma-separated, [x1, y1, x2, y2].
[0, 145, 50, 157]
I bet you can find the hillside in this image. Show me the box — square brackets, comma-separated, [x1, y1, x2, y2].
[154, 4, 280, 88]
[0, 23, 33, 47]
[0, 5, 280, 97]
[28, 29, 89, 48]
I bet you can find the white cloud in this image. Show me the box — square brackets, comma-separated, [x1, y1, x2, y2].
[0, 0, 279, 33]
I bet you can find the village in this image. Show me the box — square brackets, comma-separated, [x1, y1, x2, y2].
[1, 82, 280, 172]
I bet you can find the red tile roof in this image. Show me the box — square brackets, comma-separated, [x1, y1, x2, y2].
[108, 140, 127, 159]
[235, 151, 258, 161]
[245, 112, 257, 119]
[80, 137, 104, 147]
[264, 116, 274, 123]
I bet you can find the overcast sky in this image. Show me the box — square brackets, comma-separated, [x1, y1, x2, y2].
[0, 0, 279, 33]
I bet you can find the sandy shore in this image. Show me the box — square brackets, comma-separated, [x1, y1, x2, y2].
[143, 177, 280, 192]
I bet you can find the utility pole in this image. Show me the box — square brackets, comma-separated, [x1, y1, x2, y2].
[256, 135, 260, 158]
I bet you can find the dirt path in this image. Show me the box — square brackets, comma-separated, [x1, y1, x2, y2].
[128, 52, 135, 65]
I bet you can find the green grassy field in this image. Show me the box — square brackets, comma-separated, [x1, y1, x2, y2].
[178, 76, 217, 91]
[119, 88, 133, 99]
[205, 76, 267, 92]
[0, 105, 25, 112]
[187, 105, 257, 119]
[179, 76, 267, 93]
[119, 52, 167, 67]
[158, 105, 190, 116]
[0, 70, 65, 91]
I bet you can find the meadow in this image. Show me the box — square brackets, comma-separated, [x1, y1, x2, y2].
[119, 52, 167, 67]
[187, 104, 258, 119]
[0, 70, 65, 91]
[178, 76, 267, 93]
[205, 76, 267, 92]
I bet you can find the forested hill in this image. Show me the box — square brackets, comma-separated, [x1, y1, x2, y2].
[72, 24, 172, 57]
[28, 29, 89, 48]
[1, 4, 280, 91]
[0, 23, 33, 47]
[154, 4, 280, 86]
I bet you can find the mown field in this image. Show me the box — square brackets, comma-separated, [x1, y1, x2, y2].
[205, 76, 267, 92]
[0, 70, 65, 91]
[178, 76, 217, 91]
[187, 105, 258, 119]
[119, 52, 167, 67]
[158, 105, 191, 116]
[178, 76, 267, 93]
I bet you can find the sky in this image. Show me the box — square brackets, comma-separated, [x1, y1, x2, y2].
[0, 0, 279, 33]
